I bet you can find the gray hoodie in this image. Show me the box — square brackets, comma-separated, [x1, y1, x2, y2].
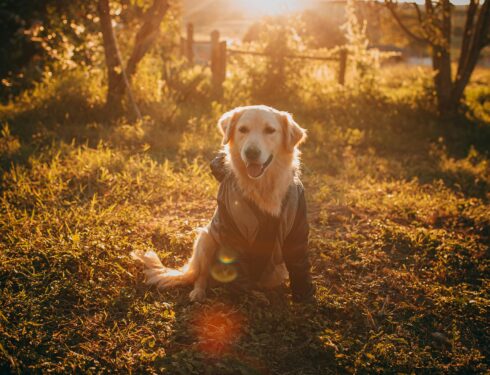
[208, 153, 315, 302]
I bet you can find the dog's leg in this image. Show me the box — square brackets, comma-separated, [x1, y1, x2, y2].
[189, 228, 218, 302]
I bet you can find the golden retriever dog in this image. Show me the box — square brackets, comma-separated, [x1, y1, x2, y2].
[132, 105, 315, 302]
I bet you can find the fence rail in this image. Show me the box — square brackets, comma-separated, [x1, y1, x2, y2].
[180, 23, 348, 97]
[228, 48, 341, 62]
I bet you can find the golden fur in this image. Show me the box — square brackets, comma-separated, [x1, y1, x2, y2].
[132, 105, 306, 302]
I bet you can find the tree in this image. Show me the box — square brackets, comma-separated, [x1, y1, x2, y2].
[97, 0, 126, 112]
[385, 0, 490, 116]
[0, 1, 100, 100]
[97, 0, 169, 113]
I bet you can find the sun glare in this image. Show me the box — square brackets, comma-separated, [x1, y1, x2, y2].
[237, 0, 307, 16]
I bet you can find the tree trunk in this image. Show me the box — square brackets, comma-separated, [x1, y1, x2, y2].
[97, 0, 125, 110]
[451, 0, 490, 110]
[98, 0, 168, 114]
[126, 0, 169, 79]
[385, 0, 489, 118]
[450, 38, 482, 111]
[432, 45, 455, 115]
[433, 0, 455, 116]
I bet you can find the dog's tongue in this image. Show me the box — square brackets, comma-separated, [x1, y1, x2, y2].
[246, 163, 263, 178]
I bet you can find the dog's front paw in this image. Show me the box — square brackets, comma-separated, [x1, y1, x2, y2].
[189, 288, 207, 302]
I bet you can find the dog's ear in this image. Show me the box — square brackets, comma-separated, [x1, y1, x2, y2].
[218, 108, 244, 145]
[279, 111, 306, 152]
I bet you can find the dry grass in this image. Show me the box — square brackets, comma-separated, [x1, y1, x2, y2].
[0, 64, 489, 373]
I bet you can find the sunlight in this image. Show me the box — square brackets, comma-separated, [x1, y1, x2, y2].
[236, 0, 307, 16]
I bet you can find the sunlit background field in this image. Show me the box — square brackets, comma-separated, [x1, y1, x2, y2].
[0, 0, 489, 373]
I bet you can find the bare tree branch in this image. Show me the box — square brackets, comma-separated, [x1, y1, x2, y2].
[452, 0, 490, 106]
[471, 0, 489, 51]
[441, 0, 451, 47]
[423, 0, 449, 47]
[412, 2, 423, 24]
[387, 0, 489, 113]
[477, 0, 490, 48]
[126, 0, 170, 79]
[425, 0, 434, 15]
[385, 1, 429, 44]
[456, 0, 477, 79]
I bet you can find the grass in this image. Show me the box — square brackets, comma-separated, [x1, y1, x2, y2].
[0, 62, 489, 374]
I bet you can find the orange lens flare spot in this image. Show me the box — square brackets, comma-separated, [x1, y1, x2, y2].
[211, 263, 238, 283]
[192, 305, 245, 356]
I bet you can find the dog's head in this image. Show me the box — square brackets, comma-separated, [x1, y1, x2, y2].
[218, 105, 306, 179]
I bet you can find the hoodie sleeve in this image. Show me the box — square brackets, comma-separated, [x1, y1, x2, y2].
[210, 152, 228, 182]
[282, 184, 316, 302]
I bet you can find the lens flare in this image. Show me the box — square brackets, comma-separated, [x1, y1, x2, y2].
[211, 263, 238, 283]
[192, 304, 245, 356]
[218, 247, 237, 264]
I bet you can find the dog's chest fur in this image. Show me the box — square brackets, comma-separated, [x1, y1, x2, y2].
[227, 150, 296, 217]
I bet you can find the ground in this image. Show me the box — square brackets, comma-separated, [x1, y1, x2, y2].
[0, 64, 489, 373]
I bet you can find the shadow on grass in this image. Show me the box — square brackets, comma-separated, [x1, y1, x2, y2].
[143, 285, 338, 374]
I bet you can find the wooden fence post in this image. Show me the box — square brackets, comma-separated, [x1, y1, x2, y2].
[211, 30, 226, 99]
[186, 23, 194, 64]
[180, 36, 186, 58]
[219, 40, 227, 84]
[338, 49, 347, 85]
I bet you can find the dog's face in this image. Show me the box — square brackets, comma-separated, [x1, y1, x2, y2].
[218, 106, 306, 179]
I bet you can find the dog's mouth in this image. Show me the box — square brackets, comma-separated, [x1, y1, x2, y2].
[245, 154, 273, 179]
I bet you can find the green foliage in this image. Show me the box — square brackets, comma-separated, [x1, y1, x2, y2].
[343, 0, 377, 83]
[343, 0, 401, 91]
[0, 124, 21, 159]
[226, 20, 308, 106]
[244, 12, 346, 50]
[0, 0, 181, 104]
[465, 76, 490, 124]
[0, 1, 102, 100]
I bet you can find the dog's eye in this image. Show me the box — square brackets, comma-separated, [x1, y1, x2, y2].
[264, 126, 276, 134]
[238, 126, 249, 134]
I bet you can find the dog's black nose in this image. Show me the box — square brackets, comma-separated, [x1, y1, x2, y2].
[245, 146, 261, 161]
